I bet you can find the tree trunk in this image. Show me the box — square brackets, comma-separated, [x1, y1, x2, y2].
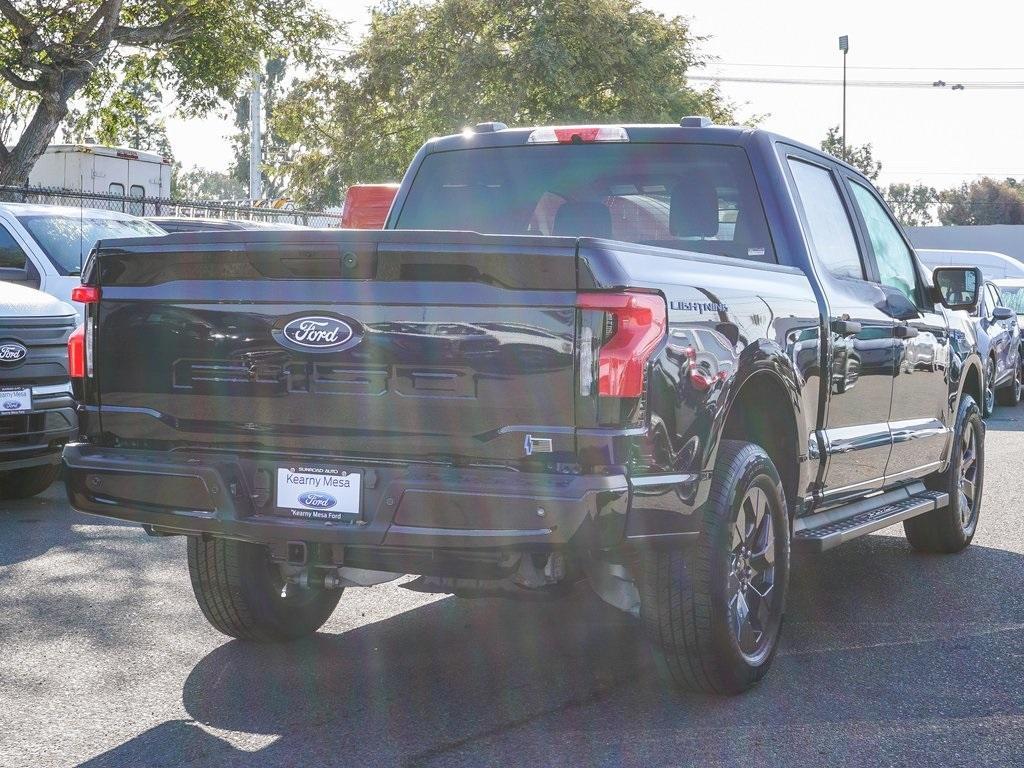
[0, 71, 90, 187]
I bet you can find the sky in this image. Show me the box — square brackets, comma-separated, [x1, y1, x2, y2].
[165, 0, 1024, 190]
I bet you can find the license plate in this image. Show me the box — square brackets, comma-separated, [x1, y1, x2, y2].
[0, 387, 31, 415]
[276, 465, 361, 522]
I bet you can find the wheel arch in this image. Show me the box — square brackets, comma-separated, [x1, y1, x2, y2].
[960, 357, 984, 409]
[716, 363, 804, 517]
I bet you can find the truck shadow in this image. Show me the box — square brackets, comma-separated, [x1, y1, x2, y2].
[76, 535, 1024, 768]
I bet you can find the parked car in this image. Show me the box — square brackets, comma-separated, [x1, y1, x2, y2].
[0, 203, 164, 306]
[146, 216, 306, 233]
[0, 282, 77, 500]
[916, 248, 1024, 280]
[967, 280, 1022, 415]
[64, 119, 986, 695]
[992, 278, 1024, 332]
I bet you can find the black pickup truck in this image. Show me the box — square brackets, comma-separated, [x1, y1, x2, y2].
[64, 119, 985, 694]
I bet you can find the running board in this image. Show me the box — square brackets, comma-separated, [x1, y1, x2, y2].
[793, 483, 948, 553]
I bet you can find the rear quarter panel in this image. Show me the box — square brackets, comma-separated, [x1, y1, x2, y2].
[579, 241, 822, 515]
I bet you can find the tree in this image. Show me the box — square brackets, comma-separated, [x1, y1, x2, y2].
[820, 125, 881, 182]
[939, 178, 1024, 225]
[63, 56, 171, 156]
[173, 166, 247, 201]
[885, 183, 937, 227]
[0, 0, 339, 186]
[274, 0, 739, 206]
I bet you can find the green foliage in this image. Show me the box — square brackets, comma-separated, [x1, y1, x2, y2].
[885, 183, 937, 227]
[64, 56, 172, 156]
[274, 0, 739, 206]
[173, 166, 248, 200]
[939, 178, 1024, 226]
[821, 125, 881, 182]
[0, 0, 340, 184]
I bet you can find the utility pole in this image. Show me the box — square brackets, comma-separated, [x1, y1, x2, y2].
[248, 69, 263, 202]
[839, 35, 849, 160]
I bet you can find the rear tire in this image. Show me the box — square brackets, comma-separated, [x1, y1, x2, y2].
[904, 394, 984, 553]
[187, 536, 342, 641]
[638, 440, 790, 695]
[983, 358, 996, 416]
[0, 463, 60, 501]
[996, 354, 1022, 406]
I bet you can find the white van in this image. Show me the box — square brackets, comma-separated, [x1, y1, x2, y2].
[916, 248, 1024, 280]
[29, 144, 173, 206]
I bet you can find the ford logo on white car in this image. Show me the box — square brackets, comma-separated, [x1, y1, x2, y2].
[280, 316, 355, 351]
[0, 342, 27, 364]
[298, 491, 337, 509]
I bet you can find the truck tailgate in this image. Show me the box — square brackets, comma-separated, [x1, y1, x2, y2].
[89, 231, 581, 465]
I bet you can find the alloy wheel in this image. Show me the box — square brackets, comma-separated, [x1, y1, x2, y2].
[728, 486, 776, 663]
[958, 421, 980, 532]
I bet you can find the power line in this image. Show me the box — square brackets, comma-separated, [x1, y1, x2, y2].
[697, 61, 1024, 72]
[687, 74, 1024, 90]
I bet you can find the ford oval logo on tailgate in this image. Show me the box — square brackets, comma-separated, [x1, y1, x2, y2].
[298, 491, 337, 509]
[0, 342, 27, 364]
[281, 316, 354, 350]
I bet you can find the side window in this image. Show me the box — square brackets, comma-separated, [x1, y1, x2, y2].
[977, 284, 990, 317]
[0, 224, 27, 270]
[787, 159, 864, 279]
[848, 181, 920, 305]
[988, 284, 1001, 310]
[109, 182, 125, 196]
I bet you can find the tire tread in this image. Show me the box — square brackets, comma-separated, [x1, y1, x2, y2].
[639, 440, 788, 695]
[187, 536, 340, 642]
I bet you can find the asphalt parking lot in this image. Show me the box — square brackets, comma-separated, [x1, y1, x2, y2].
[2, 412, 1024, 768]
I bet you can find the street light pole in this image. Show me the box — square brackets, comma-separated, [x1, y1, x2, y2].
[248, 69, 263, 202]
[839, 35, 849, 160]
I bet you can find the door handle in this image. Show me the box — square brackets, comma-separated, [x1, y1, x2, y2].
[831, 319, 862, 337]
[894, 323, 919, 339]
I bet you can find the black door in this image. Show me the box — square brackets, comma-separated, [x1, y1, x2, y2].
[842, 176, 950, 484]
[784, 152, 897, 502]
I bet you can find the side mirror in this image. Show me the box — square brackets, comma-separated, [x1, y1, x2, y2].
[932, 266, 983, 312]
[993, 306, 1016, 321]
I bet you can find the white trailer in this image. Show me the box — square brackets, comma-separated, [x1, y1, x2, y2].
[28, 144, 173, 210]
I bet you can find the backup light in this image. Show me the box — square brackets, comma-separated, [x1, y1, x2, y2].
[527, 126, 629, 144]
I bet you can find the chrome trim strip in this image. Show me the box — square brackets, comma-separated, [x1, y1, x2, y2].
[31, 382, 73, 397]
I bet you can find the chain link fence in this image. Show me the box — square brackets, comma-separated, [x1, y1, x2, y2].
[0, 185, 343, 228]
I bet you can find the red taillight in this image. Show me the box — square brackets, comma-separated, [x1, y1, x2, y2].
[68, 325, 85, 378]
[578, 292, 667, 398]
[71, 285, 100, 304]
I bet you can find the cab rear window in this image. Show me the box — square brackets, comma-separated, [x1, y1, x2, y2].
[395, 143, 776, 263]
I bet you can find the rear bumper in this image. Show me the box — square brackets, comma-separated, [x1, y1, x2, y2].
[0, 394, 77, 472]
[62, 444, 700, 550]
